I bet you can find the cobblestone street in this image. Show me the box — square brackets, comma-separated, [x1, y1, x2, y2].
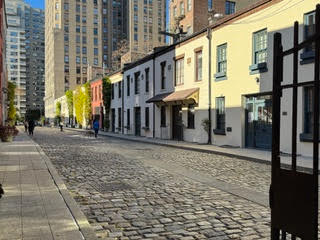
[33, 127, 272, 240]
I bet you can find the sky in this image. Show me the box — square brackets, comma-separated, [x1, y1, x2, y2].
[25, 0, 44, 9]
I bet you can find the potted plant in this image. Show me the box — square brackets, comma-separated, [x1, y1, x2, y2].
[0, 126, 19, 142]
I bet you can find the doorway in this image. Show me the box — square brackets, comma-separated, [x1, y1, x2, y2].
[245, 95, 272, 149]
[134, 107, 141, 136]
[172, 105, 183, 141]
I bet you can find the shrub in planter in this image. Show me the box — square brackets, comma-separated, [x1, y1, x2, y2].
[0, 126, 19, 142]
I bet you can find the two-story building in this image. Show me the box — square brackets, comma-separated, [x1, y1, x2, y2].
[109, 0, 319, 158]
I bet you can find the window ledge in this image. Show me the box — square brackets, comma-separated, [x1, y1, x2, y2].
[249, 62, 268, 75]
[300, 51, 315, 65]
[213, 129, 226, 135]
[214, 72, 227, 81]
[299, 133, 320, 142]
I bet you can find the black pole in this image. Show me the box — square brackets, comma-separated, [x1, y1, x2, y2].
[206, 28, 212, 144]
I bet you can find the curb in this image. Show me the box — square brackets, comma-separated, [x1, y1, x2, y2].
[65, 127, 313, 173]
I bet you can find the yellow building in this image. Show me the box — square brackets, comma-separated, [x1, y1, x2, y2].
[110, 0, 320, 157]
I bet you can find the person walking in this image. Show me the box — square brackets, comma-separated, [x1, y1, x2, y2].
[59, 121, 63, 132]
[28, 119, 35, 136]
[24, 121, 28, 132]
[93, 119, 99, 138]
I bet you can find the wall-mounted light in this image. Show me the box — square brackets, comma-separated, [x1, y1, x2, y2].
[255, 77, 260, 83]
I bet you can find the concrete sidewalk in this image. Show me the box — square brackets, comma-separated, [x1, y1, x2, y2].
[66, 127, 316, 171]
[0, 131, 96, 240]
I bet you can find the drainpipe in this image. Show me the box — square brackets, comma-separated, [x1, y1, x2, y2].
[152, 54, 156, 138]
[206, 28, 212, 144]
[122, 73, 124, 134]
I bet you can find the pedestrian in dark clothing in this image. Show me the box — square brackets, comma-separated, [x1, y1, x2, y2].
[24, 121, 28, 132]
[93, 120, 99, 138]
[59, 121, 63, 132]
[28, 120, 35, 136]
[0, 184, 4, 199]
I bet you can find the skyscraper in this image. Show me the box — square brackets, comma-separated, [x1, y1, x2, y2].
[6, 0, 45, 117]
[45, 0, 102, 119]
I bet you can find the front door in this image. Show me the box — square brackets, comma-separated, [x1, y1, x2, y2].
[245, 95, 272, 149]
[111, 109, 115, 132]
[172, 105, 183, 141]
[134, 107, 141, 136]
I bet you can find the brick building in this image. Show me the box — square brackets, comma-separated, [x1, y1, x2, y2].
[169, 0, 261, 37]
[90, 78, 103, 129]
[0, 0, 7, 125]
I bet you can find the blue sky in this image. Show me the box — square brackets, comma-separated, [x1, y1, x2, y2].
[25, 0, 44, 9]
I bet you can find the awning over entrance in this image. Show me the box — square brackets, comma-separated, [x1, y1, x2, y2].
[146, 88, 199, 105]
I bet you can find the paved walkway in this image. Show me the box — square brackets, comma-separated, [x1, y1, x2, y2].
[66, 127, 315, 171]
[0, 130, 96, 240]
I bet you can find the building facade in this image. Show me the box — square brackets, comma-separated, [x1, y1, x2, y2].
[45, 0, 103, 119]
[25, 6, 45, 114]
[5, 0, 44, 118]
[169, 0, 262, 37]
[110, 0, 320, 158]
[90, 77, 103, 128]
[0, 0, 7, 125]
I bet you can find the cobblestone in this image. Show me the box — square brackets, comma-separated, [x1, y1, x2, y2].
[33, 128, 272, 239]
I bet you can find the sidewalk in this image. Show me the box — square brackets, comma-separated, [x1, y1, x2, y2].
[0, 131, 96, 240]
[67, 127, 316, 171]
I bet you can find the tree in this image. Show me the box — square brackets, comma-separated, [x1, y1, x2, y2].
[83, 82, 92, 126]
[65, 90, 74, 125]
[74, 86, 84, 127]
[102, 77, 112, 130]
[7, 81, 16, 126]
[111, 39, 129, 72]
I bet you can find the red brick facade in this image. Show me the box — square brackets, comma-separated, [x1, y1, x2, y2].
[170, 0, 261, 35]
[0, 0, 7, 125]
[90, 78, 103, 128]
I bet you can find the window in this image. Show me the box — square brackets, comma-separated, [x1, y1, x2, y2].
[76, 46, 80, 54]
[118, 82, 121, 98]
[145, 107, 149, 128]
[216, 97, 225, 132]
[195, 50, 202, 81]
[111, 84, 114, 99]
[187, 0, 192, 11]
[175, 58, 184, 86]
[173, 7, 177, 17]
[64, 55, 69, 63]
[127, 75, 130, 96]
[161, 106, 166, 127]
[76, 56, 80, 64]
[303, 87, 320, 135]
[145, 68, 149, 93]
[82, 47, 87, 54]
[188, 104, 195, 129]
[161, 61, 166, 89]
[127, 109, 130, 128]
[216, 44, 227, 79]
[180, 1, 184, 15]
[253, 29, 267, 64]
[118, 108, 122, 129]
[225, 1, 236, 15]
[303, 11, 315, 57]
[134, 72, 140, 94]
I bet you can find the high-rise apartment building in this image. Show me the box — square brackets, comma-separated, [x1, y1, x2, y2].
[45, 0, 102, 119]
[103, 0, 167, 71]
[0, 0, 7, 125]
[123, 0, 166, 65]
[101, 0, 128, 70]
[5, 0, 45, 117]
[170, 0, 261, 36]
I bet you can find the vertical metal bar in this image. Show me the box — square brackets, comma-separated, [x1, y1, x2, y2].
[312, 4, 320, 239]
[271, 32, 282, 240]
[292, 21, 299, 172]
[281, 230, 286, 240]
